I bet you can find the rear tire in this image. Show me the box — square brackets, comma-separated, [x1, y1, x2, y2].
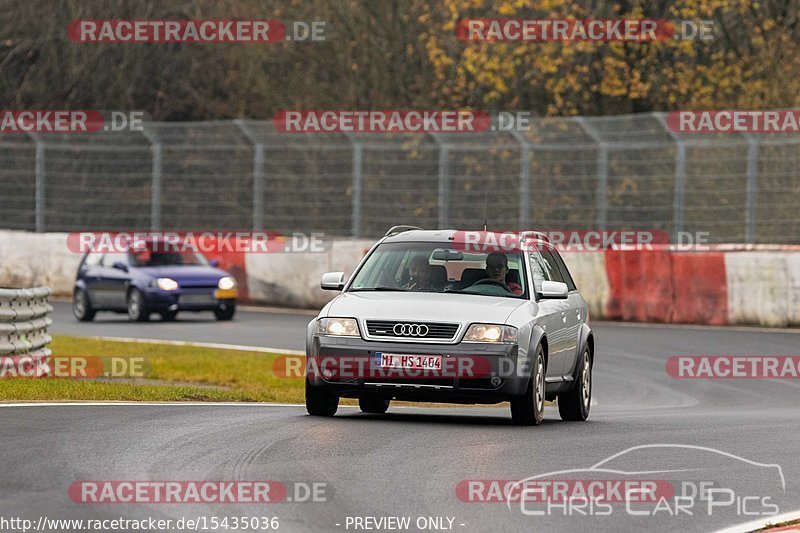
[510, 345, 546, 426]
[72, 289, 96, 322]
[359, 398, 390, 414]
[305, 378, 339, 417]
[214, 304, 236, 321]
[127, 289, 149, 322]
[558, 348, 592, 422]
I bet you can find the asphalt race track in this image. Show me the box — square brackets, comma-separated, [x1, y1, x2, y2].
[49, 301, 313, 351]
[3, 302, 800, 532]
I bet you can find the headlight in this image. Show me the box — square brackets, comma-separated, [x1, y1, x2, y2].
[463, 324, 518, 343]
[218, 276, 236, 290]
[155, 278, 179, 291]
[317, 317, 360, 337]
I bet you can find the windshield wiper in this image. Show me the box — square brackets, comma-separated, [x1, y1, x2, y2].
[448, 288, 521, 299]
[349, 286, 406, 292]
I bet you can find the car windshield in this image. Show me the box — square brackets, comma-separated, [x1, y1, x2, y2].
[348, 242, 527, 299]
[128, 243, 209, 267]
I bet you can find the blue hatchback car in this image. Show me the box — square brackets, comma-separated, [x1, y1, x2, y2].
[72, 239, 238, 322]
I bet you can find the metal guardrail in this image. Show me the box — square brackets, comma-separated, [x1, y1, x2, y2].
[0, 287, 53, 375]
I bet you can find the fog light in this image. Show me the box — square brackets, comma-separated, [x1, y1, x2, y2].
[490, 376, 502, 387]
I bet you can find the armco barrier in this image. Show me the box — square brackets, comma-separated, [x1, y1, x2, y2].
[0, 287, 53, 376]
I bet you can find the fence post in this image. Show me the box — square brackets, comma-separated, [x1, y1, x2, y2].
[510, 130, 531, 230]
[431, 134, 449, 229]
[653, 112, 686, 241]
[234, 120, 265, 231]
[345, 133, 363, 238]
[744, 133, 760, 244]
[32, 137, 45, 233]
[574, 117, 608, 229]
[142, 127, 162, 231]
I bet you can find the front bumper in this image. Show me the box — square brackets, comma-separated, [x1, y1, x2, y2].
[308, 334, 529, 404]
[142, 287, 237, 311]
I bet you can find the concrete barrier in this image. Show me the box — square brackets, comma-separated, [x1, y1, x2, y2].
[245, 239, 373, 308]
[0, 230, 798, 327]
[559, 251, 609, 320]
[725, 252, 799, 327]
[671, 252, 728, 325]
[604, 248, 676, 322]
[0, 231, 80, 296]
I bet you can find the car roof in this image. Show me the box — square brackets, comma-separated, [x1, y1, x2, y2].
[381, 229, 460, 243]
[381, 229, 550, 250]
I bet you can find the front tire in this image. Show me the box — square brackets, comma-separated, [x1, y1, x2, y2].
[72, 288, 96, 322]
[359, 398, 390, 414]
[127, 289, 150, 322]
[558, 347, 592, 421]
[510, 345, 546, 426]
[214, 303, 236, 321]
[305, 378, 339, 417]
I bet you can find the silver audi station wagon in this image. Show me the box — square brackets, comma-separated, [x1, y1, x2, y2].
[305, 226, 594, 425]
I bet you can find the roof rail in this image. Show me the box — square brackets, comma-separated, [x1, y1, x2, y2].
[384, 225, 423, 237]
[518, 230, 550, 243]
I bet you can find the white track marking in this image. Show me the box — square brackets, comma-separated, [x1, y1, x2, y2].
[593, 320, 800, 335]
[76, 335, 304, 355]
[0, 402, 310, 407]
[713, 508, 800, 533]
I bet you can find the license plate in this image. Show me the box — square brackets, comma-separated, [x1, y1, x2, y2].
[180, 293, 215, 304]
[376, 352, 442, 370]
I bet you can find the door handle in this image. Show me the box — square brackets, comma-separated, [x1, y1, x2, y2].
[561, 311, 567, 323]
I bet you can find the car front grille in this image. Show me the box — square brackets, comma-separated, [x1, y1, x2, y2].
[365, 377, 454, 388]
[365, 320, 459, 340]
[178, 281, 218, 289]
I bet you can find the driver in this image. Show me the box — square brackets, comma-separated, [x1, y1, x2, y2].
[485, 252, 523, 295]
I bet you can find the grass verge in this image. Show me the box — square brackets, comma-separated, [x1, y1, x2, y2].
[2, 336, 526, 409]
[0, 336, 304, 403]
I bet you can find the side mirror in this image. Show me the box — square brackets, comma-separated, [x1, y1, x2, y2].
[537, 280, 568, 300]
[209, 259, 220, 267]
[320, 272, 345, 291]
[112, 262, 129, 273]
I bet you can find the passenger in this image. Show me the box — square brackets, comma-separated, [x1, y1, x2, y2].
[404, 255, 438, 291]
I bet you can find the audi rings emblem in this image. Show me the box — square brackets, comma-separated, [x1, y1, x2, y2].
[393, 323, 429, 337]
